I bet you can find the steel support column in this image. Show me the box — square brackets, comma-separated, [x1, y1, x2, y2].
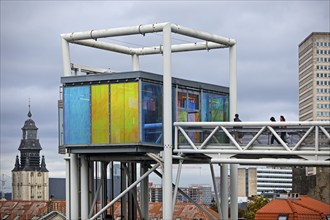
[64, 154, 70, 219]
[132, 54, 140, 71]
[61, 38, 71, 76]
[229, 42, 238, 220]
[162, 23, 173, 220]
[140, 162, 149, 220]
[221, 164, 228, 220]
[70, 153, 79, 220]
[80, 155, 88, 220]
[121, 162, 127, 220]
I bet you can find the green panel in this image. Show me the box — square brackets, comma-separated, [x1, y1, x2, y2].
[91, 85, 109, 144]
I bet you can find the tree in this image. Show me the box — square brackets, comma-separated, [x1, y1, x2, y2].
[243, 196, 269, 220]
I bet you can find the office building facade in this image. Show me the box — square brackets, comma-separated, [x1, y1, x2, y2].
[298, 32, 330, 121]
[238, 167, 292, 198]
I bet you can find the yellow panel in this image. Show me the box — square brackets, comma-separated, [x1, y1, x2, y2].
[91, 85, 109, 144]
[110, 83, 125, 143]
[124, 82, 139, 142]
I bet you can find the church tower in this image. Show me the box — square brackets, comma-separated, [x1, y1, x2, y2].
[12, 106, 49, 200]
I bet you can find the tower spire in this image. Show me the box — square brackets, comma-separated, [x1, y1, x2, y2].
[27, 98, 32, 118]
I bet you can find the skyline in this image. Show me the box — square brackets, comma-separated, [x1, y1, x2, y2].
[1, 1, 329, 192]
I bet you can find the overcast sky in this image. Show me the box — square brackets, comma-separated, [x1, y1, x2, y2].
[1, 1, 329, 192]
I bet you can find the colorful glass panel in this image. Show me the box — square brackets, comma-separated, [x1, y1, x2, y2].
[110, 82, 138, 143]
[202, 93, 229, 122]
[91, 85, 109, 144]
[124, 82, 139, 142]
[63, 86, 90, 145]
[142, 82, 163, 143]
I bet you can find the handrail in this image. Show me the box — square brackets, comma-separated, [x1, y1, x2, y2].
[174, 121, 330, 166]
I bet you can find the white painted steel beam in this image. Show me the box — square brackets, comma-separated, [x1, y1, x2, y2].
[72, 39, 226, 55]
[61, 23, 168, 41]
[162, 22, 173, 220]
[64, 154, 70, 219]
[174, 121, 330, 127]
[80, 155, 88, 219]
[61, 39, 71, 76]
[211, 158, 330, 166]
[70, 154, 79, 220]
[61, 22, 235, 47]
[220, 164, 228, 220]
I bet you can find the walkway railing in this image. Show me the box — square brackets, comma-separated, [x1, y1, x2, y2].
[174, 121, 330, 166]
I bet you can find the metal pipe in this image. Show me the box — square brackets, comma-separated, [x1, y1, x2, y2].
[88, 169, 103, 218]
[174, 121, 330, 127]
[244, 126, 267, 150]
[173, 160, 183, 211]
[230, 164, 238, 220]
[178, 126, 197, 150]
[211, 158, 330, 166]
[171, 23, 236, 46]
[221, 164, 228, 220]
[73, 39, 132, 55]
[61, 38, 71, 76]
[173, 149, 330, 155]
[132, 54, 140, 71]
[64, 154, 70, 219]
[221, 126, 243, 150]
[61, 23, 168, 41]
[210, 164, 222, 220]
[90, 163, 160, 220]
[140, 163, 149, 220]
[200, 126, 220, 149]
[70, 153, 79, 220]
[162, 22, 173, 220]
[134, 41, 226, 55]
[80, 155, 89, 219]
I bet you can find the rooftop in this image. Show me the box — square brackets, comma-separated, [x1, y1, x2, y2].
[255, 195, 330, 220]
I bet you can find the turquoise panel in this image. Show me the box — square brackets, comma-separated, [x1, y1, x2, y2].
[64, 86, 90, 145]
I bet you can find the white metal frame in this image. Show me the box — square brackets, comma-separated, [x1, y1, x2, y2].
[174, 121, 330, 166]
[61, 22, 237, 220]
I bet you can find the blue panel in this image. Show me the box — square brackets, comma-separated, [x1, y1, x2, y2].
[64, 86, 90, 144]
[141, 82, 163, 144]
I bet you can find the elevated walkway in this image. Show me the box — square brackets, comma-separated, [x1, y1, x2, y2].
[174, 121, 330, 166]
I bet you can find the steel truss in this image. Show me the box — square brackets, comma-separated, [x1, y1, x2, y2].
[174, 121, 330, 166]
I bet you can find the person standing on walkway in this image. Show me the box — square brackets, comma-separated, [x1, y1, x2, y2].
[234, 114, 243, 144]
[270, 116, 280, 144]
[280, 115, 287, 143]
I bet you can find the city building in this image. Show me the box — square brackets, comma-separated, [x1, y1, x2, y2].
[238, 167, 292, 198]
[298, 32, 330, 121]
[11, 107, 49, 201]
[295, 32, 330, 204]
[149, 183, 212, 205]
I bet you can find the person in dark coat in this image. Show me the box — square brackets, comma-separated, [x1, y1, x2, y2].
[234, 114, 243, 144]
[280, 115, 287, 143]
[270, 116, 280, 144]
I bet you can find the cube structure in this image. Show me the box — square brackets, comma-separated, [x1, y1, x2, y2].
[59, 71, 229, 151]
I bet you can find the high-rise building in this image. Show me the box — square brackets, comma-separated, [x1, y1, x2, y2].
[295, 33, 330, 204]
[12, 108, 49, 200]
[298, 32, 330, 121]
[238, 167, 292, 198]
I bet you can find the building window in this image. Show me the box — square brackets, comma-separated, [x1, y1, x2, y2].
[278, 214, 288, 220]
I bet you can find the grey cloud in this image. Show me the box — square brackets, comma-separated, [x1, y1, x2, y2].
[1, 1, 329, 188]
